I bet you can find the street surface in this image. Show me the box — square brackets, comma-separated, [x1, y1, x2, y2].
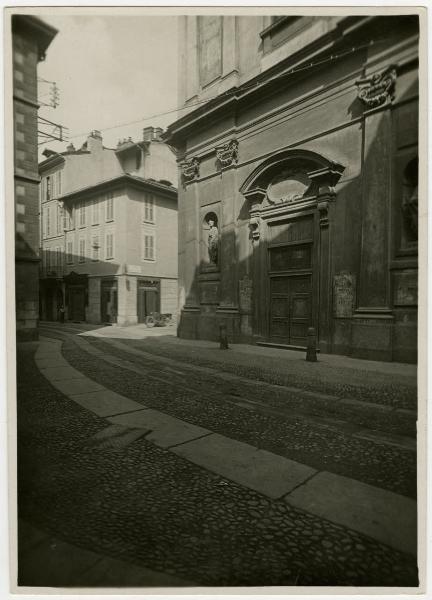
[16, 321, 418, 588]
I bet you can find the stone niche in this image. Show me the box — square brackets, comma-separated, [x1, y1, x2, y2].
[200, 205, 221, 272]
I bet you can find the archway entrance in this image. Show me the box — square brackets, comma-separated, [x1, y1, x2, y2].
[240, 149, 345, 349]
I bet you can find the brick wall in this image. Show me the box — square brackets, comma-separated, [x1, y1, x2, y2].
[13, 29, 41, 339]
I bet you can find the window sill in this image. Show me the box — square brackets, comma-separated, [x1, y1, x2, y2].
[143, 220, 155, 225]
[143, 258, 156, 263]
[106, 257, 114, 261]
[92, 222, 100, 226]
[105, 219, 114, 224]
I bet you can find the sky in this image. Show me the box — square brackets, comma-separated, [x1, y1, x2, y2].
[37, 14, 178, 156]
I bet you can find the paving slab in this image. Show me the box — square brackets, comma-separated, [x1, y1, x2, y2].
[172, 433, 316, 499]
[38, 366, 87, 382]
[17, 521, 192, 588]
[109, 409, 210, 449]
[34, 357, 70, 369]
[36, 349, 62, 359]
[52, 378, 105, 396]
[18, 534, 101, 587]
[67, 390, 144, 418]
[18, 520, 49, 557]
[285, 471, 417, 556]
[80, 554, 193, 587]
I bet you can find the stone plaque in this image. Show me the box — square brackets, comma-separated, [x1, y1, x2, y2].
[393, 270, 418, 306]
[333, 272, 356, 318]
[200, 281, 219, 305]
[239, 275, 253, 313]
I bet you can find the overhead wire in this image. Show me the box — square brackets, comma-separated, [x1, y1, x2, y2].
[39, 37, 389, 146]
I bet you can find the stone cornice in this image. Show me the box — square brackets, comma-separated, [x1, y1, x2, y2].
[164, 16, 418, 148]
[59, 174, 177, 205]
[13, 94, 39, 109]
[14, 172, 40, 184]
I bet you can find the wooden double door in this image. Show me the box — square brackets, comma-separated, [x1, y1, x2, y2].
[268, 241, 313, 346]
[269, 274, 312, 345]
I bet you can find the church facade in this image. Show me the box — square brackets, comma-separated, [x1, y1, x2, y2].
[165, 15, 419, 363]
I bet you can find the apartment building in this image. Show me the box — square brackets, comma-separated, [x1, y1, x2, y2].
[39, 127, 178, 326]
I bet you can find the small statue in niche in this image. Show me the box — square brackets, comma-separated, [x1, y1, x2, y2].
[207, 217, 219, 265]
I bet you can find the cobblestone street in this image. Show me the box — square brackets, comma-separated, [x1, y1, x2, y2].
[16, 322, 418, 588]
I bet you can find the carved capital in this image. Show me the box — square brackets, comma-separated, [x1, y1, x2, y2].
[216, 139, 239, 169]
[180, 157, 200, 182]
[356, 65, 397, 109]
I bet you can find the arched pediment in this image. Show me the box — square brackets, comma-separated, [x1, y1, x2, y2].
[240, 148, 345, 206]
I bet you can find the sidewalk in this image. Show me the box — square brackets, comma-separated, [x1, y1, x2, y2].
[17, 520, 193, 589]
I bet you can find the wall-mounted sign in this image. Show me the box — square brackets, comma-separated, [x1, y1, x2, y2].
[127, 264, 142, 274]
[239, 275, 253, 313]
[333, 272, 356, 318]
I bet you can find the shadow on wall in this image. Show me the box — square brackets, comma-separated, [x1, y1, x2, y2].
[176, 76, 419, 364]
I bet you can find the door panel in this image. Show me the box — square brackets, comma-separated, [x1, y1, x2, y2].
[69, 288, 85, 321]
[269, 276, 311, 344]
[137, 287, 159, 323]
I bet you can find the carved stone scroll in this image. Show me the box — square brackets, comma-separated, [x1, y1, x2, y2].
[216, 139, 239, 169]
[356, 65, 397, 108]
[180, 157, 200, 182]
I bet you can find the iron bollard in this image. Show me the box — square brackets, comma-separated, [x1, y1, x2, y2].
[306, 327, 317, 362]
[219, 324, 229, 350]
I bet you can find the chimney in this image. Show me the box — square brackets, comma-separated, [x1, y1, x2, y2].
[153, 127, 163, 141]
[143, 126, 154, 142]
[87, 130, 103, 153]
[66, 142, 75, 152]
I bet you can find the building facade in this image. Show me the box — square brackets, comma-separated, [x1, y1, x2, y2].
[39, 127, 178, 326]
[13, 15, 57, 340]
[165, 15, 419, 363]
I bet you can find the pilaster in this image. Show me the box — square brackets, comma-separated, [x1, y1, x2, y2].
[117, 274, 138, 327]
[87, 276, 101, 324]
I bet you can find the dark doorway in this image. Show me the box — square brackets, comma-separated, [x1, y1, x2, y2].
[101, 280, 118, 324]
[68, 287, 86, 322]
[137, 280, 159, 323]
